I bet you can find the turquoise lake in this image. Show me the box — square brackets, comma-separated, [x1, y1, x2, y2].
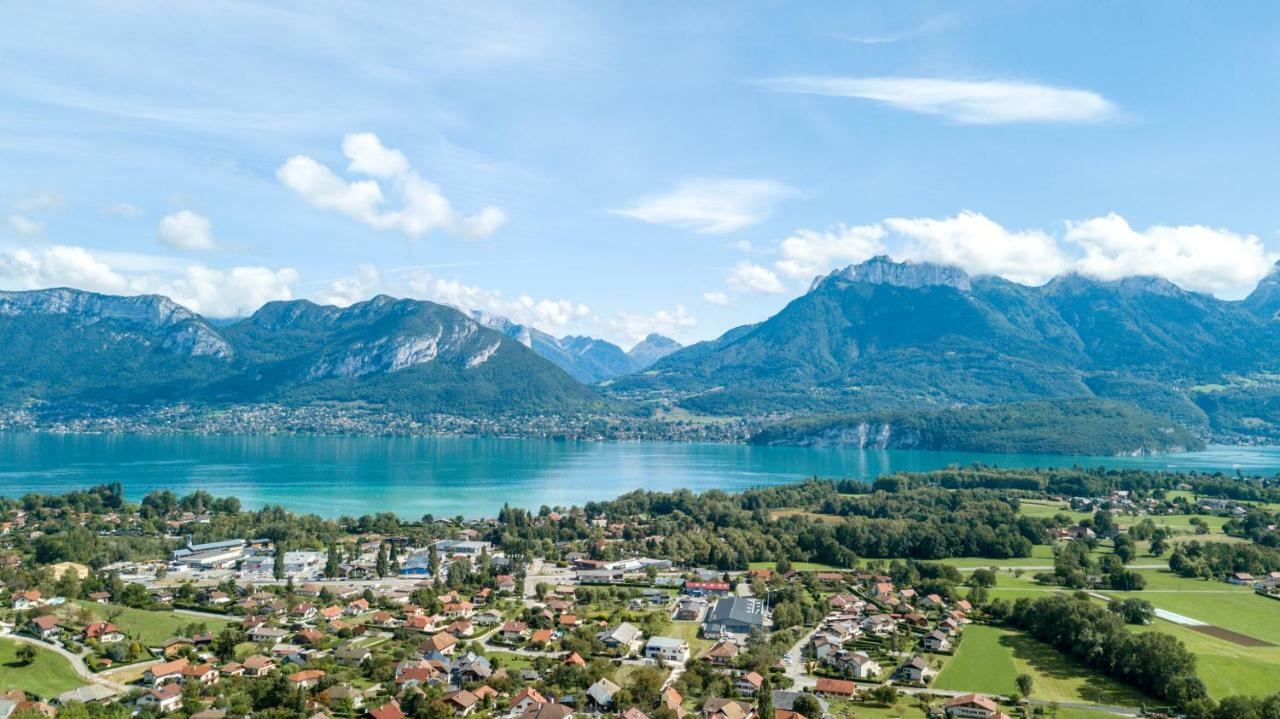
[2, 433, 1279, 519]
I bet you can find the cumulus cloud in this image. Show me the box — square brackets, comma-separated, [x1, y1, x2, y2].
[774, 224, 887, 279]
[314, 264, 382, 307]
[157, 210, 217, 251]
[727, 260, 785, 294]
[1066, 213, 1275, 298]
[767, 211, 1277, 299]
[885, 211, 1071, 285]
[608, 305, 697, 345]
[0, 244, 298, 316]
[702, 291, 730, 306]
[6, 214, 44, 238]
[611, 178, 797, 234]
[277, 132, 505, 240]
[402, 270, 591, 331]
[762, 76, 1116, 124]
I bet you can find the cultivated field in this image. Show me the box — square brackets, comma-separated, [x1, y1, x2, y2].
[933, 624, 1149, 706]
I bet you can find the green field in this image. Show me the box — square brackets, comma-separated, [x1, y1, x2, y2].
[0, 638, 86, 699]
[666, 620, 714, 654]
[934, 625, 1149, 706]
[68, 601, 232, 645]
[978, 570, 1280, 698]
[748, 560, 847, 571]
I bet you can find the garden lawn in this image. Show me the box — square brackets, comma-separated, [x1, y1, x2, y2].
[933, 625, 1148, 707]
[667, 620, 714, 655]
[70, 601, 231, 645]
[0, 638, 85, 699]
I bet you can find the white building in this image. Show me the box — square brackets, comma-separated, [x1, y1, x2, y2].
[644, 636, 690, 663]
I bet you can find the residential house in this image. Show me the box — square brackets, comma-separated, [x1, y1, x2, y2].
[705, 640, 740, 665]
[734, 672, 764, 696]
[644, 636, 690, 663]
[143, 658, 190, 687]
[182, 663, 220, 686]
[440, 690, 481, 717]
[945, 694, 1007, 719]
[598, 622, 642, 651]
[507, 688, 548, 716]
[288, 669, 326, 689]
[521, 704, 573, 719]
[137, 685, 183, 713]
[27, 615, 60, 640]
[898, 655, 933, 684]
[701, 698, 754, 719]
[921, 631, 952, 652]
[82, 619, 123, 639]
[587, 678, 621, 711]
[242, 655, 276, 677]
[501, 621, 529, 643]
[368, 701, 405, 719]
[423, 632, 458, 655]
[813, 679, 856, 698]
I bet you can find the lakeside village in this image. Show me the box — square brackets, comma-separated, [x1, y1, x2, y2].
[0, 405, 755, 443]
[0, 470, 1279, 719]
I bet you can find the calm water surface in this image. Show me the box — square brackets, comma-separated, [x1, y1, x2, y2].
[2, 433, 1278, 518]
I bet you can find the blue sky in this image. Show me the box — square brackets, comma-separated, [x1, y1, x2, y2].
[3, 2, 1280, 346]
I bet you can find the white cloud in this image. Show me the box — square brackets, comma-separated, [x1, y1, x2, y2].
[278, 132, 506, 240]
[727, 260, 785, 294]
[609, 305, 697, 345]
[402, 271, 591, 331]
[315, 264, 383, 307]
[769, 211, 1276, 299]
[157, 210, 217, 251]
[0, 244, 298, 316]
[702, 291, 730, 306]
[1066, 213, 1276, 298]
[762, 76, 1116, 124]
[774, 224, 887, 279]
[101, 203, 141, 218]
[6, 214, 44, 238]
[885, 211, 1071, 285]
[13, 191, 68, 213]
[611, 178, 797, 234]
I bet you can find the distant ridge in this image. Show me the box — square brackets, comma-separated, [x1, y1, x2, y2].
[609, 256, 1280, 440]
[0, 289, 599, 415]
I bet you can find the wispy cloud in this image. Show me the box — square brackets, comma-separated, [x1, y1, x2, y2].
[762, 76, 1117, 124]
[611, 178, 797, 234]
[827, 15, 956, 45]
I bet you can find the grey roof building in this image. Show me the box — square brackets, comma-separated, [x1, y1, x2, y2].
[702, 597, 768, 636]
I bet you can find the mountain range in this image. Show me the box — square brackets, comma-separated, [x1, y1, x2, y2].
[464, 310, 680, 383]
[6, 255, 1280, 442]
[0, 290, 599, 415]
[612, 255, 1280, 439]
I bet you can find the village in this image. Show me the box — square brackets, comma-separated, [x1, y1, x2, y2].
[0, 522, 1012, 719]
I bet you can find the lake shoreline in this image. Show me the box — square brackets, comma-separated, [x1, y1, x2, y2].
[3, 433, 1280, 520]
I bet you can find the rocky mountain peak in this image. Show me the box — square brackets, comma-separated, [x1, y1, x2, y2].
[810, 255, 972, 293]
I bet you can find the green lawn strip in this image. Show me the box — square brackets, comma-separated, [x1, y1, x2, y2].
[934, 625, 1148, 707]
[0, 638, 86, 699]
[748, 561, 848, 572]
[68, 600, 232, 646]
[666, 620, 714, 655]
